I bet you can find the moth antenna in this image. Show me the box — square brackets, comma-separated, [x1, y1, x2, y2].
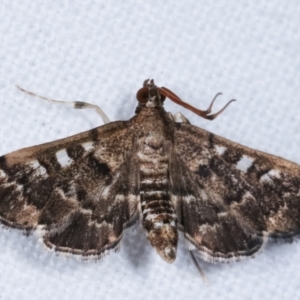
[203, 92, 223, 114]
[158, 86, 236, 120]
[204, 98, 236, 120]
[189, 250, 209, 285]
[15, 85, 110, 124]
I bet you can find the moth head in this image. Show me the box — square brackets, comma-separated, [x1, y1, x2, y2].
[136, 79, 166, 108]
[137, 79, 236, 120]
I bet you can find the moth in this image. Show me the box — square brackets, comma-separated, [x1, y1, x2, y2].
[0, 79, 300, 268]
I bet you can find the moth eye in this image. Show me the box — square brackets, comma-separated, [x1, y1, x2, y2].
[136, 87, 149, 104]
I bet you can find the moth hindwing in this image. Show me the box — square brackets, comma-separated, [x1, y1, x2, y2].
[1, 79, 300, 265]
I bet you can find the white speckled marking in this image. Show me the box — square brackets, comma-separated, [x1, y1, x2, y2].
[236, 155, 254, 172]
[115, 194, 125, 202]
[260, 169, 281, 183]
[269, 169, 281, 178]
[81, 141, 94, 152]
[55, 149, 73, 168]
[184, 195, 196, 203]
[28, 160, 48, 177]
[153, 221, 163, 228]
[145, 213, 157, 221]
[0, 169, 7, 179]
[101, 173, 120, 199]
[215, 145, 227, 155]
[164, 246, 175, 256]
[141, 178, 167, 185]
[200, 189, 209, 201]
[143, 208, 152, 214]
[217, 211, 228, 218]
[260, 173, 273, 183]
[170, 220, 176, 227]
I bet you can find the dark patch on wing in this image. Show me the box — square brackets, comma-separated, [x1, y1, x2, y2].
[44, 213, 121, 256]
[77, 189, 87, 202]
[0, 184, 20, 216]
[0, 156, 7, 171]
[67, 144, 85, 160]
[196, 164, 211, 178]
[223, 188, 245, 205]
[209, 156, 227, 177]
[39, 154, 62, 174]
[247, 162, 270, 180]
[89, 128, 99, 141]
[25, 177, 57, 209]
[38, 189, 77, 227]
[222, 149, 242, 164]
[208, 133, 215, 148]
[86, 153, 111, 178]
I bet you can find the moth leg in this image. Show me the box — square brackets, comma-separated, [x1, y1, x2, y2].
[167, 112, 175, 121]
[189, 250, 209, 285]
[15, 85, 110, 124]
[173, 112, 191, 124]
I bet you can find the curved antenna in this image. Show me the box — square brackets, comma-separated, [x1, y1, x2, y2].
[158, 86, 236, 121]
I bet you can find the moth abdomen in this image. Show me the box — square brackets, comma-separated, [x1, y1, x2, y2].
[141, 194, 178, 263]
[141, 194, 176, 228]
[139, 172, 178, 263]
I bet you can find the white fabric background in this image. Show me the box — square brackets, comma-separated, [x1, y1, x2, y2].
[0, 1, 300, 299]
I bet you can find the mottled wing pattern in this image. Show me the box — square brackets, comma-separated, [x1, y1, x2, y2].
[171, 123, 300, 262]
[0, 121, 138, 258]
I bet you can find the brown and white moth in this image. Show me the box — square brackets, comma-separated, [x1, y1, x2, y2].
[0, 79, 300, 265]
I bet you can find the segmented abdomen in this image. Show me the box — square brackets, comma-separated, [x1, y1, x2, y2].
[138, 150, 178, 263]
